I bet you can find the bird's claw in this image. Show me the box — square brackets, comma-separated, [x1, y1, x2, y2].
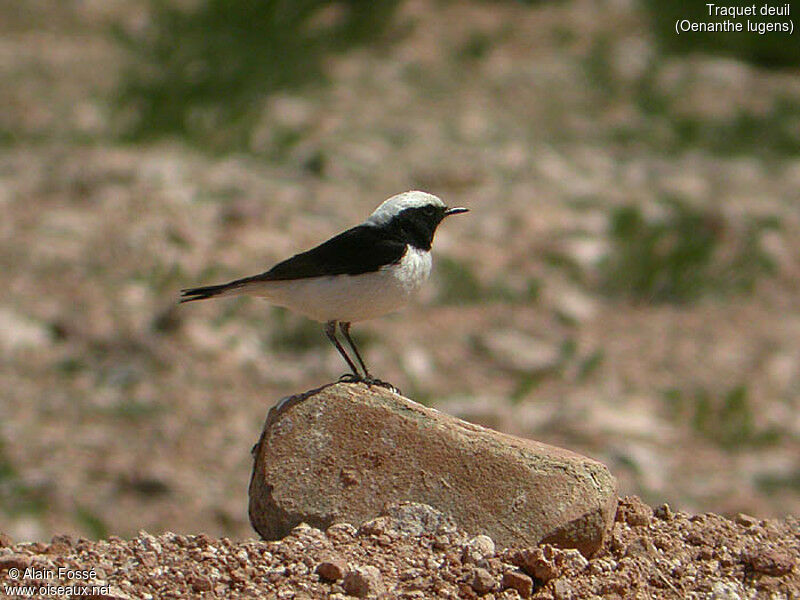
[338, 373, 400, 394]
[338, 373, 363, 383]
[363, 377, 401, 395]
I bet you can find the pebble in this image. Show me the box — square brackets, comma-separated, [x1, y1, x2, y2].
[191, 575, 213, 592]
[616, 496, 653, 527]
[471, 567, 496, 594]
[513, 546, 559, 581]
[463, 534, 496, 564]
[342, 565, 384, 598]
[741, 548, 794, 576]
[654, 503, 673, 521]
[733, 513, 758, 528]
[502, 570, 533, 597]
[326, 523, 358, 542]
[0, 554, 32, 570]
[316, 560, 346, 582]
[0, 500, 795, 599]
[552, 579, 573, 600]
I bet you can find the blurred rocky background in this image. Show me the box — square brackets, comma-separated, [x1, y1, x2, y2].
[1, 0, 798, 542]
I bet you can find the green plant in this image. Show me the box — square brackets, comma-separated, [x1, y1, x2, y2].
[435, 256, 534, 305]
[115, 0, 401, 150]
[666, 99, 800, 157]
[456, 31, 494, 62]
[599, 199, 776, 303]
[435, 256, 486, 304]
[576, 349, 604, 381]
[75, 506, 109, 539]
[0, 440, 49, 517]
[269, 309, 333, 352]
[663, 385, 781, 450]
[584, 37, 800, 158]
[630, 83, 800, 158]
[756, 470, 800, 493]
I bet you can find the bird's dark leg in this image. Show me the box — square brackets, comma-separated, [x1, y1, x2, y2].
[324, 320, 361, 381]
[340, 322, 400, 394]
[339, 321, 371, 378]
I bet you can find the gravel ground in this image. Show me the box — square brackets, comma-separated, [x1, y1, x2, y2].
[1, 498, 797, 599]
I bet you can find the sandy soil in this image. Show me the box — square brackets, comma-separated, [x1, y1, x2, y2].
[0, 498, 797, 599]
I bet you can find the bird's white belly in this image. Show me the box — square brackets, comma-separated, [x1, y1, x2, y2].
[249, 246, 432, 322]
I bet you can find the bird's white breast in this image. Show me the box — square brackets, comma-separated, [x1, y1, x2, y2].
[390, 245, 433, 294]
[247, 245, 432, 323]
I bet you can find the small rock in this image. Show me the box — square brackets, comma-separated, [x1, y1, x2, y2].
[138, 552, 157, 568]
[340, 468, 360, 487]
[616, 496, 652, 527]
[552, 579, 573, 600]
[512, 546, 559, 581]
[741, 548, 794, 576]
[50, 534, 75, 548]
[230, 568, 248, 584]
[558, 549, 589, 573]
[0, 532, 13, 548]
[463, 534, 496, 564]
[511, 544, 588, 582]
[432, 535, 449, 550]
[342, 565, 384, 598]
[685, 530, 706, 546]
[289, 522, 323, 539]
[95, 588, 131, 600]
[710, 580, 743, 600]
[358, 516, 391, 537]
[471, 567, 496, 594]
[624, 536, 657, 559]
[326, 523, 357, 542]
[191, 575, 213, 592]
[696, 545, 714, 560]
[653, 504, 673, 521]
[136, 531, 162, 554]
[502, 571, 533, 597]
[0, 554, 32, 570]
[382, 502, 458, 537]
[316, 560, 347, 582]
[587, 558, 616, 574]
[734, 513, 758, 528]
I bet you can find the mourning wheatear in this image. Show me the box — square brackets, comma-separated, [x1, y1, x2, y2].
[180, 190, 468, 388]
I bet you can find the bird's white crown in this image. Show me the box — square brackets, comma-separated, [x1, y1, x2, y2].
[365, 191, 445, 226]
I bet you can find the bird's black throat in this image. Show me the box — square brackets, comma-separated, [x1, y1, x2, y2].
[383, 205, 447, 251]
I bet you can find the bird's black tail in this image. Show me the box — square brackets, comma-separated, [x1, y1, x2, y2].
[180, 282, 240, 303]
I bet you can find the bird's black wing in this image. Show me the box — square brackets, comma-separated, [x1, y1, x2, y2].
[180, 225, 407, 303]
[247, 224, 407, 282]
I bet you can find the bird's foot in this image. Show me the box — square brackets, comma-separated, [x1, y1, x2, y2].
[338, 373, 363, 384]
[363, 377, 401, 395]
[338, 373, 401, 394]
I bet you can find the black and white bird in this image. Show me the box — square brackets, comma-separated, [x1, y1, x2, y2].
[180, 190, 468, 388]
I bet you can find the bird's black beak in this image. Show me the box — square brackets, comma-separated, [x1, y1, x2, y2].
[444, 207, 469, 217]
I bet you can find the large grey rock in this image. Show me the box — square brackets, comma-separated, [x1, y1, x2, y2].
[249, 383, 617, 555]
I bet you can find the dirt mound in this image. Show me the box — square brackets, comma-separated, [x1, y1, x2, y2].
[0, 497, 796, 599]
